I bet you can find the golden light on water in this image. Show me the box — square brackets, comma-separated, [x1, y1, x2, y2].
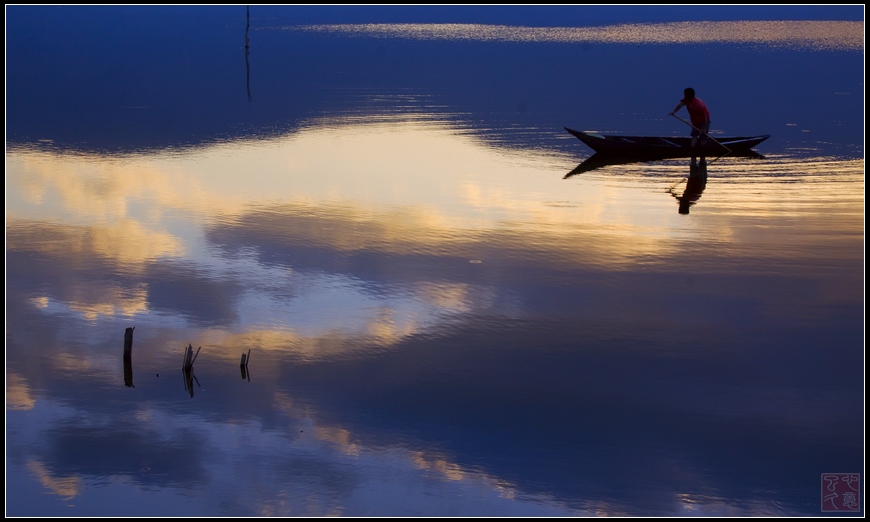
[6, 373, 36, 411]
[26, 460, 84, 500]
[6, 120, 685, 264]
[286, 21, 864, 51]
[6, 220, 185, 269]
[19, 119, 854, 258]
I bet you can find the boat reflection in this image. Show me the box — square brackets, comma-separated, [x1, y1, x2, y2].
[564, 149, 765, 178]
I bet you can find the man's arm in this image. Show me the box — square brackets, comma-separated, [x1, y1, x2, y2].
[669, 101, 685, 116]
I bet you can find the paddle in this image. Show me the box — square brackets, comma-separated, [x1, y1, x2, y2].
[667, 176, 687, 193]
[669, 114, 732, 163]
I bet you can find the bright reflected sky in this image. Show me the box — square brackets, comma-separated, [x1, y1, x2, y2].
[6, 117, 863, 361]
[7, 117, 862, 246]
[283, 21, 865, 51]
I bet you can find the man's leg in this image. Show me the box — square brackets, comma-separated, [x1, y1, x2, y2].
[699, 122, 709, 164]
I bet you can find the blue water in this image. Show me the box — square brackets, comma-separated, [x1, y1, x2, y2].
[5, 6, 864, 517]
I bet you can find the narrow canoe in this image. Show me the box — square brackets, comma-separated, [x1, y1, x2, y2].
[565, 127, 770, 157]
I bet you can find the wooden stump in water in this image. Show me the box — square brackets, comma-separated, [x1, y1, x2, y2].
[240, 349, 251, 381]
[123, 327, 135, 387]
[124, 354, 134, 387]
[123, 327, 135, 358]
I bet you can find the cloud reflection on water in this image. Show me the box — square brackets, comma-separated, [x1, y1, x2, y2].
[5, 114, 864, 516]
[285, 21, 864, 51]
[7, 118, 863, 354]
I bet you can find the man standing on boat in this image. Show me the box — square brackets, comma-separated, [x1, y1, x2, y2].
[669, 87, 710, 166]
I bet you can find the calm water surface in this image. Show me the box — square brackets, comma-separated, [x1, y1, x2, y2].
[5, 6, 864, 517]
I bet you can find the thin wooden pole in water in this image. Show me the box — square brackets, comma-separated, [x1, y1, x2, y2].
[245, 5, 251, 102]
[181, 344, 201, 397]
[123, 327, 135, 387]
[182, 344, 198, 371]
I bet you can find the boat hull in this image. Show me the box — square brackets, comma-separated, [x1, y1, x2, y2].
[565, 127, 770, 158]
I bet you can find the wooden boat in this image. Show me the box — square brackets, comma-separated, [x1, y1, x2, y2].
[565, 127, 770, 157]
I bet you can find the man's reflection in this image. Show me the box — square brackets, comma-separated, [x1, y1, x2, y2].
[671, 160, 708, 214]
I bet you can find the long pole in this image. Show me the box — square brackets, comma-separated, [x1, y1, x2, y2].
[670, 114, 732, 159]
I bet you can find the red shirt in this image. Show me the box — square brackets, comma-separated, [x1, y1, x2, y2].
[683, 97, 710, 126]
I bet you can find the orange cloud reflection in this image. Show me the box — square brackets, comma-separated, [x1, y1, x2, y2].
[26, 460, 84, 500]
[286, 21, 864, 51]
[6, 373, 36, 410]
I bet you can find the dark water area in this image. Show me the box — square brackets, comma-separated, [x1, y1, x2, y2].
[5, 6, 865, 517]
[6, 6, 865, 158]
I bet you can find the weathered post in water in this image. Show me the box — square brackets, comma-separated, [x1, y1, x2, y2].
[240, 349, 251, 381]
[123, 327, 135, 387]
[124, 356, 134, 387]
[123, 327, 135, 358]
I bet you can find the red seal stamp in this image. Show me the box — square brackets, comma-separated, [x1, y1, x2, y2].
[821, 473, 860, 512]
